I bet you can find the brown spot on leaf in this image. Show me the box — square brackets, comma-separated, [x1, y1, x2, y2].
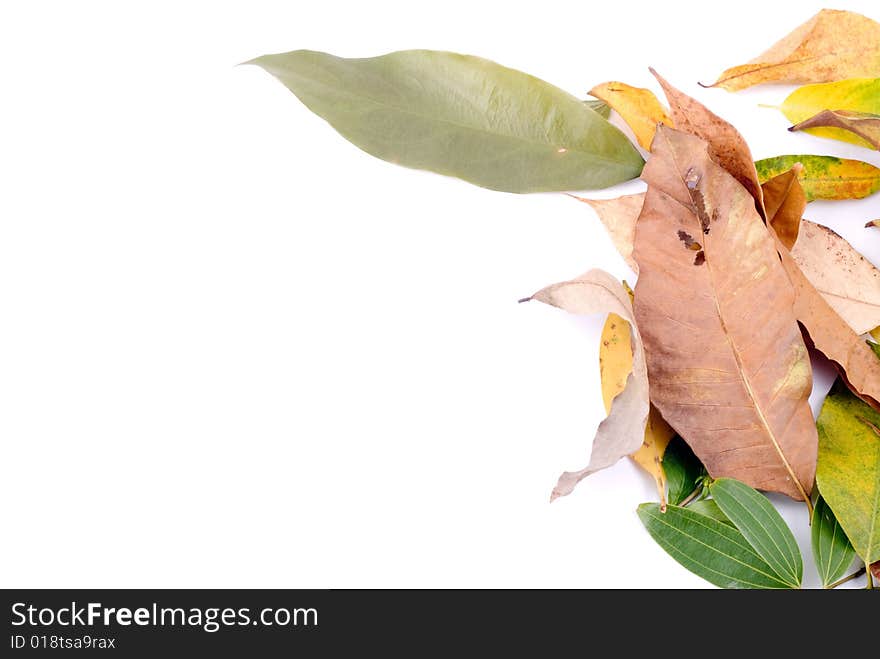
[677, 230, 702, 251]
[694, 250, 706, 266]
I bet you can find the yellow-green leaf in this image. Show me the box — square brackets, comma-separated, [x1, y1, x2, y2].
[778, 78, 880, 149]
[599, 310, 674, 507]
[707, 10, 880, 91]
[816, 380, 880, 565]
[588, 81, 671, 151]
[755, 155, 880, 201]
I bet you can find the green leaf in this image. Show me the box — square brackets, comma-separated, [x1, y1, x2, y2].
[663, 436, 705, 506]
[637, 503, 795, 589]
[755, 155, 880, 201]
[687, 499, 733, 525]
[584, 99, 611, 119]
[709, 478, 803, 588]
[812, 494, 858, 588]
[249, 49, 644, 193]
[816, 379, 880, 565]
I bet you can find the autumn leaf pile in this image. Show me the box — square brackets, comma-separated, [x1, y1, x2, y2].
[252, 8, 880, 588]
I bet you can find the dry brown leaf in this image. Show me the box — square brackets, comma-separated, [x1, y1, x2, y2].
[790, 110, 880, 151]
[571, 194, 643, 273]
[632, 125, 816, 500]
[521, 269, 649, 501]
[790, 220, 880, 336]
[707, 9, 880, 91]
[866, 220, 880, 230]
[588, 81, 672, 151]
[771, 228, 880, 411]
[762, 164, 804, 250]
[651, 69, 764, 216]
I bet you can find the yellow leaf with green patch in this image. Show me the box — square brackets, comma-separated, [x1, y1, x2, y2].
[589, 82, 672, 151]
[600, 300, 674, 508]
[755, 155, 880, 201]
[778, 78, 880, 149]
[816, 379, 880, 565]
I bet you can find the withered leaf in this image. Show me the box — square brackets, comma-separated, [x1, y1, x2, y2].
[633, 126, 816, 500]
[599, 304, 674, 508]
[521, 269, 649, 501]
[707, 9, 880, 91]
[761, 164, 804, 250]
[770, 227, 880, 411]
[790, 220, 880, 336]
[651, 70, 764, 216]
[790, 110, 880, 151]
[571, 193, 644, 273]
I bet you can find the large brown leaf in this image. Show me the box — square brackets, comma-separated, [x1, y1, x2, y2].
[650, 76, 880, 411]
[650, 70, 764, 216]
[632, 125, 816, 500]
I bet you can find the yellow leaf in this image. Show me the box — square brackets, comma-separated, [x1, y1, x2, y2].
[755, 155, 880, 202]
[779, 78, 880, 149]
[708, 9, 880, 91]
[589, 82, 672, 151]
[599, 308, 673, 508]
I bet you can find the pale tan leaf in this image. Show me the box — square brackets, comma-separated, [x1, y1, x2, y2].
[571, 194, 644, 273]
[790, 220, 880, 335]
[522, 269, 649, 501]
[633, 126, 816, 500]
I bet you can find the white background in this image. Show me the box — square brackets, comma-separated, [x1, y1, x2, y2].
[2, 0, 877, 588]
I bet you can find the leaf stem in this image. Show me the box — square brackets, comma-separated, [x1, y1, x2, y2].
[677, 484, 703, 508]
[825, 566, 865, 590]
[867, 563, 875, 590]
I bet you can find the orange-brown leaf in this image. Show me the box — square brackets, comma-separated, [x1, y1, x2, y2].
[707, 9, 880, 91]
[761, 164, 805, 250]
[651, 70, 764, 216]
[633, 125, 816, 500]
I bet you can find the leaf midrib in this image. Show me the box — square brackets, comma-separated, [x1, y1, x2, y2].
[278, 61, 638, 168]
[657, 130, 809, 502]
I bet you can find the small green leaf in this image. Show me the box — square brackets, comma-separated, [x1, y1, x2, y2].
[816, 379, 880, 565]
[637, 503, 794, 589]
[755, 155, 880, 201]
[584, 98, 611, 119]
[663, 436, 705, 506]
[249, 49, 644, 193]
[812, 494, 858, 588]
[687, 499, 733, 525]
[709, 478, 803, 588]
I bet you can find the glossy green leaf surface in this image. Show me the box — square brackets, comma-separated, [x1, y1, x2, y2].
[250, 49, 644, 192]
[687, 499, 733, 525]
[637, 503, 794, 589]
[709, 478, 803, 588]
[811, 494, 858, 588]
[663, 436, 705, 506]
